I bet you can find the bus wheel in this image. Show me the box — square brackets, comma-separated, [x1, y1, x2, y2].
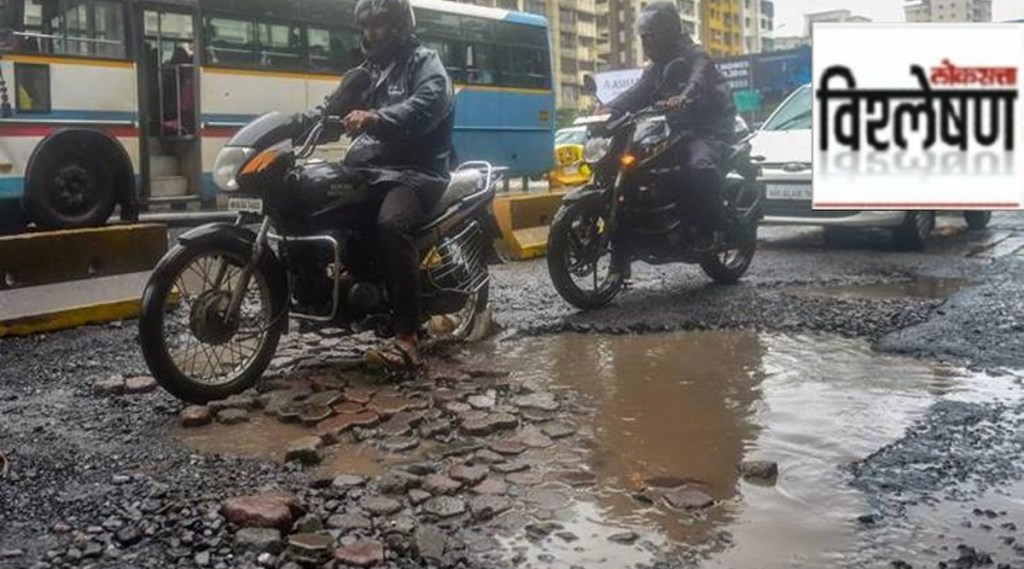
[24, 136, 117, 229]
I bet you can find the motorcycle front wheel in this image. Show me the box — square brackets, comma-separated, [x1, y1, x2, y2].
[547, 199, 624, 309]
[139, 240, 287, 404]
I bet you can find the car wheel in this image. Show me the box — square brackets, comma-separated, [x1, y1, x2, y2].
[963, 211, 991, 230]
[893, 211, 934, 251]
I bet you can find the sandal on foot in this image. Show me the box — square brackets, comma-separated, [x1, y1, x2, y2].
[365, 339, 423, 371]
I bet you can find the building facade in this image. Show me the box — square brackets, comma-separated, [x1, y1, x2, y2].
[803, 9, 872, 35]
[469, 0, 601, 109]
[701, 0, 745, 58]
[904, 0, 992, 22]
[758, 0, 774, 51]
[463, 0, 772, 110]
[764, 8, 868, 52]
[741, 0, 762, 54]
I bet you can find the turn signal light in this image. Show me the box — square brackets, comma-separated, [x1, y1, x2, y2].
[241, 149, 279, 175]
[620, 154, 637, 168]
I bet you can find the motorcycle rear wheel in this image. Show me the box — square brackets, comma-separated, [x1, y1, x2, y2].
[139, 241, 287, 404]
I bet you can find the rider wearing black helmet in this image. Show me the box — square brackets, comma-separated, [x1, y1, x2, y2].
[607, 0, 736, 253]
[316, 0, 455, 369]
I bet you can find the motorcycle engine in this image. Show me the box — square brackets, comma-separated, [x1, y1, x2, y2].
[347, 282, 383, 318]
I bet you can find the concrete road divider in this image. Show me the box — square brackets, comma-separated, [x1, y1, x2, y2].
[0, 224, 167, 288]
[491, 190, 569, 260]
[0, 225, 168, 337]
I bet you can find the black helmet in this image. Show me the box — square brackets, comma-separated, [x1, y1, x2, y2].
[354, 0, 413, 61]
[356, 0, 416, 34]
[636, 1, 683, 62]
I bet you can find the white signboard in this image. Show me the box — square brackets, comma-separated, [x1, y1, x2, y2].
[812, 23, 1024, 210]
[594, 68, 643, 104]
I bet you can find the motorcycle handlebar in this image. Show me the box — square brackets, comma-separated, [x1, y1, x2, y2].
[600, 106, 666, 134]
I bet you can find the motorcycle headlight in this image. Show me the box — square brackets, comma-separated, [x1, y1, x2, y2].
[212, 146, 255, 192]
[583, 137, 611, 165]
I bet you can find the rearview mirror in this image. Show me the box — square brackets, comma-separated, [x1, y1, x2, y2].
[582, 74, 597, 97]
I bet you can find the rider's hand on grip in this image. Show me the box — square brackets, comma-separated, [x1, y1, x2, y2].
[344, 110, 378, 136]
[656, 94, 689, 111]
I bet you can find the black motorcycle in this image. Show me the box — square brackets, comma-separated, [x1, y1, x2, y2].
[139, 69, 498, 403]
[546, 60, 763, 309]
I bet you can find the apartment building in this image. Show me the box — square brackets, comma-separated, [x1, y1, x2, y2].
[701, 0, 745, 58]
[470, 0, 600, 108]
[904, 0, 992, 22]
[804, 9, 872, 35]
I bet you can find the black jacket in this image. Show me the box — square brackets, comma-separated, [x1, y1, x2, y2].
[609, 39, 736, 141]
[324, 39, 455, 190]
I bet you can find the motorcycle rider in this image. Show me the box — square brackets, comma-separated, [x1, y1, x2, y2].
[604, 0, 737, 255]
[317, 0, 455, 369]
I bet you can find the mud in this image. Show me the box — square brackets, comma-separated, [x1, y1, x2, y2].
[175, 416, 393, 479]
[3, 213, 1024, 568]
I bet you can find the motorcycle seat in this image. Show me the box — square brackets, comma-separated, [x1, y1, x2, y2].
[423, 169, 484, 221]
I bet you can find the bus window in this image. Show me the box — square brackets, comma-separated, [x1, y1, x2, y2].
[0, 0, 12, 51]
[258, 21, 303, 71]
[502, 46, 550, 89]
[16, 0, 125, 58]
[204, 16, 258, 67]
[14, 62, 50, 112]
[307, 26, 359, 73]
[146, 11, 194, 65]
[465, 43, 496, 85]
[421, 36, 464, 83]
[415, 8, 461, 40]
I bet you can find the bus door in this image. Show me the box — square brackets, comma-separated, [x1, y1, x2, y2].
[135, 4, 204, 208]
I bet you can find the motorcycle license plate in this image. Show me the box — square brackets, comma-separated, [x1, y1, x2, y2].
[227, 197, 264, 213]
[562, 165, 579, 175]
[766, 183, 812, 201]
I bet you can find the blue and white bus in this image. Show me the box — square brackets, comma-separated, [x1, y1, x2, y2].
[0, 0, 554, 231]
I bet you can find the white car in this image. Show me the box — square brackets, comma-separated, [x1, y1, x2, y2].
[749, 84, 992, 249]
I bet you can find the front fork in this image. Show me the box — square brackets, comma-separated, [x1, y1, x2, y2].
[603, 127, 637, 267]
[217, 216, 271, 323]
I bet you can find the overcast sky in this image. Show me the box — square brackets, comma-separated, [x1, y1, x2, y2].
[772, 0, 1024, 36]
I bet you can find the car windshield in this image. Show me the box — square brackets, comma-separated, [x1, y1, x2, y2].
[761, 86, 812, 131]
[555, 129, 587, 145]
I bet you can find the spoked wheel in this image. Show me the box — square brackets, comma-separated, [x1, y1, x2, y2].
[139, 242, 287, 404]
[547, 200, 625, 309]
[701, 220, 758, 284]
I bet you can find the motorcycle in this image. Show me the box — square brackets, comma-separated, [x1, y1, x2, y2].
[139, 68, 499, 404]
[546, 59, 763, 309]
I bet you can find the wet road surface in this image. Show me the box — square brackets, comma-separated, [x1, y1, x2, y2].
[2, 213, 1024, 568]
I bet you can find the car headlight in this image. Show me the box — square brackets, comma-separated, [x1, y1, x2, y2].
[212, 146, 255, 192]
[583, 137, 611, 165]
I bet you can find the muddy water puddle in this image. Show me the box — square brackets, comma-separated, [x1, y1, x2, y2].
[473, 331, 1023, 569]
[787, 277, 976, 301]
[174, 414, 404, 478]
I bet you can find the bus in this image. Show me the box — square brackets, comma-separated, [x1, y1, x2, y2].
[0, 0, 554, 231]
